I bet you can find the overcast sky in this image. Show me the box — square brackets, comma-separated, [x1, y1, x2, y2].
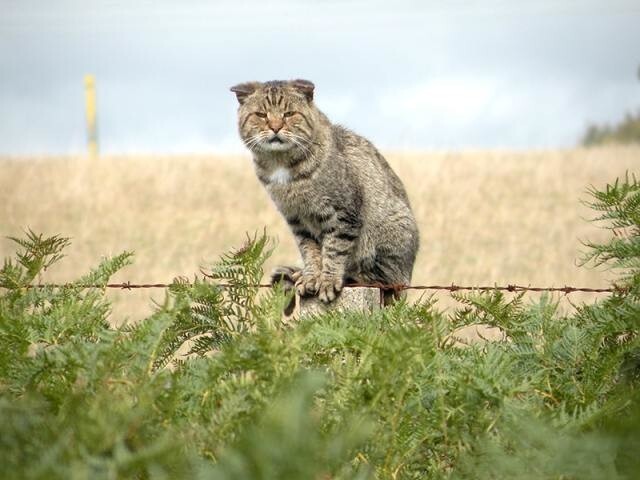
[1, 0, 640, 154]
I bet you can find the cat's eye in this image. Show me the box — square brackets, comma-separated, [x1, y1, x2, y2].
[283, 111, 296, 118]
[254, 112, 267, 118]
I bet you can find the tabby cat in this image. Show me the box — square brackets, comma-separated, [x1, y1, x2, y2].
[231, 79, 419, 305]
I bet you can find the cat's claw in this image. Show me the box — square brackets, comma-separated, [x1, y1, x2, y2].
[295, 273, 321, 297]
[290, 269, 302, 282]
[317, 275, 343, 303]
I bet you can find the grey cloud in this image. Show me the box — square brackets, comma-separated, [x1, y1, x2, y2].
[1, 0, 639, 153]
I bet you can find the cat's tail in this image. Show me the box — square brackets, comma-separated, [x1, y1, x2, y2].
[270, 266, 301, 316]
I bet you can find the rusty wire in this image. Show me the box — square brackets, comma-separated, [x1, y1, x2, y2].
[13, 280, 623, 295]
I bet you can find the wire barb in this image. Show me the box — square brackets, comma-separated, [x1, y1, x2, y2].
[13, 280, 619, 294]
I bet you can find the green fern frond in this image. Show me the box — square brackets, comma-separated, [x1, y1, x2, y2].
[3, 230, 71, 286]
[2, 171, 640, 479]
[74, 252, 134, 288]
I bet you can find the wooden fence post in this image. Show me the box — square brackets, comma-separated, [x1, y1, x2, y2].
[293, 287, 381, 317]
[84, 74, 99, 159]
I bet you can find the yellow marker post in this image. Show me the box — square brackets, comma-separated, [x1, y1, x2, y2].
[84, 74, 99, 159]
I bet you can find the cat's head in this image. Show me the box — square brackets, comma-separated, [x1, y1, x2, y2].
[230, 79, 316, 154]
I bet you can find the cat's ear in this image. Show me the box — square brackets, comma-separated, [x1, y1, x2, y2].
[290, 79, 315, 102]
[230, 82, 261, 105]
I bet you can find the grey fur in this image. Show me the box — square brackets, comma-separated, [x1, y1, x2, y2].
[231, 79, 419, 303]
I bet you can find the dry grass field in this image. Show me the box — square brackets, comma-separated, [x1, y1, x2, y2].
[1, 147, 638, 323]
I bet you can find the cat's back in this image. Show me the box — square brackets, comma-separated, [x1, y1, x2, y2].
[330, 125, 410, 205]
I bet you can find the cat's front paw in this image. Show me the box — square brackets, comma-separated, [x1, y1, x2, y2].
[317, 274, 343, 303]
[295, 272, 321, 297]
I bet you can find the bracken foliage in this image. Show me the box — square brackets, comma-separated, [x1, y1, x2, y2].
[0, 176, 639, 479]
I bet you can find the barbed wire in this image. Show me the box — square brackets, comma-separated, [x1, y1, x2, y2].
[15, 280, 624, 295]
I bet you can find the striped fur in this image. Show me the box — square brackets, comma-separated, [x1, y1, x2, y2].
[231, 79, 419, 304]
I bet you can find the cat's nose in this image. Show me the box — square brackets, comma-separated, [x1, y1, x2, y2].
[269, 119, 284, 133]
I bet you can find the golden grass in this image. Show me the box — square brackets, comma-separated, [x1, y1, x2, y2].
[1, 147, 638, 323]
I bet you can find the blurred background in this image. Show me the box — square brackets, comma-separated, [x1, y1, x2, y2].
[2, 0, 640, 153]
[1, 0, 640, 322]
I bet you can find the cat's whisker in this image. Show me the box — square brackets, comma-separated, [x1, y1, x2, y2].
[287, 136, 311, 156]
[281, 132, 312, 155]
[283, 131, 309, 142]
[244, 140, 259, 150]
[244, 132, 270, 150]
[283, 132, 303, 145]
